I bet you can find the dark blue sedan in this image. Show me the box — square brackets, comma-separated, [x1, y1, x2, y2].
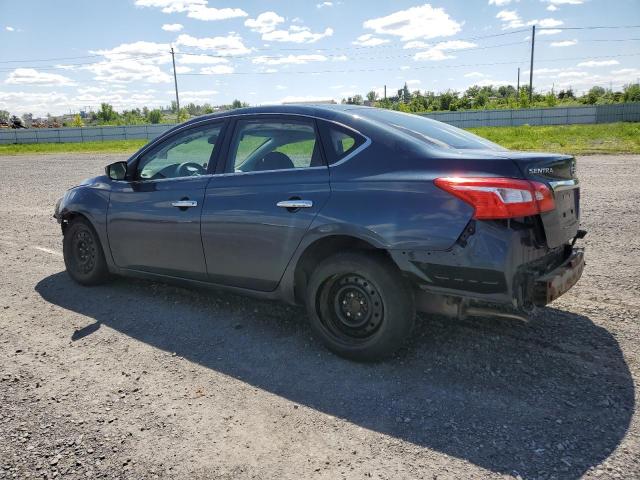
[54, 105, 585, 360]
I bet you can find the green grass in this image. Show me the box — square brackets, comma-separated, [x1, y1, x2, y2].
[469, 122, 640, 155]
[1, 122, 639, 156]
[0, 139, 148, 155]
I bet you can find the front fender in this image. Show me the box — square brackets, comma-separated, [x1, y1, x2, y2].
[56, 183, 113, 268]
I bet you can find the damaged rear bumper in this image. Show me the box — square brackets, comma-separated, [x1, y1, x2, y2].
[390, 221, 586, 318]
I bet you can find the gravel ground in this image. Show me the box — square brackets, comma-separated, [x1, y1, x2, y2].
[0, 153, 638, 480]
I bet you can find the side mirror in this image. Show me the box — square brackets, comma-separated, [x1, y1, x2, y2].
[105, 161, 128, 180]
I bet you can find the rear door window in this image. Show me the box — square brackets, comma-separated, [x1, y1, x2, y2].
[226, 118, 325, 173]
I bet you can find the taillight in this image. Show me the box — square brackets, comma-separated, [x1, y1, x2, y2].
[434, 177, 555, 220]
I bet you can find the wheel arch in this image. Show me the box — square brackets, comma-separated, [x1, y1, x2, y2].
[291, 233, 393, 305]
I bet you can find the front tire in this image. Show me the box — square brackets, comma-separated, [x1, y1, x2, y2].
[305, 252, 415, 361]
[63, 217, 110, 286]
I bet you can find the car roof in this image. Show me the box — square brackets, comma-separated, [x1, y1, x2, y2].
[182, 103, 371, 126]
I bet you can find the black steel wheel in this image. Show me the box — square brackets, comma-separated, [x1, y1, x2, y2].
[306, 252, 415, 361]
[63, 217, 110, 285]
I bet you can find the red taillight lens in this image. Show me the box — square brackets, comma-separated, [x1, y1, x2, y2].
[434, 177, 555, 220]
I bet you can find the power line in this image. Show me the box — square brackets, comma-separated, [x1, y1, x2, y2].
[177, 52, 640, 77]
[538, 25, 640, 30]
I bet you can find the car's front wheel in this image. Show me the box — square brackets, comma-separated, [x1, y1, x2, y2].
[63, 217, 110, 286]
[306, 252, 415, 361]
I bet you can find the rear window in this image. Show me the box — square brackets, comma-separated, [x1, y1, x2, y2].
[359, 109, 506, 151]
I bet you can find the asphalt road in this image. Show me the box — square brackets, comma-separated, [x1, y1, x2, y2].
[1, 153, 639, 479]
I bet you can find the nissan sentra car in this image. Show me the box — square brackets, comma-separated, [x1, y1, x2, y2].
[54, 105, 585, 361]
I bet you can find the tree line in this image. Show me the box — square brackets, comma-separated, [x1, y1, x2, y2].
[1, 83, 639, 128]
[347, 82, 640, 113]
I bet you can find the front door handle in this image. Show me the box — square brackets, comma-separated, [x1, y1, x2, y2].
[276, 200, 313, 209]
[171, 200, 198, 208]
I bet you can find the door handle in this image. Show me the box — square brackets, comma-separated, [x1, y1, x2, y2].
[276, 200, 313, 209]
[171, 200, 198, 208]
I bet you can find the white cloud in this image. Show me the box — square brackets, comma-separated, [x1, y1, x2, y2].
[363, 4, 461, 41]
[496, 10, 563, 30]
[465, 71, 486, 78]
[200, 65, 234, 74]
[496, 10, 523, 29]
[543, 0, 584, 4]
[5, 26, 15, 32]
[353, 34, 389, 47]
[177, 54, 229, 65]
[244, 11, 284, 33]
[316, 1, 333, 8]
[176, 33, 251, 55]
[186, 5, 247, 21]
[404, 40, 430, 49]
[406, 79, 421, 86]
[90, 41, 171, 62]
[252, 54, 327, 65]
[538, 29, 562, 35]
[276, 85, 287, 90]
[263, 26, 333, 43]
[546, 4, 558, 11]
[5, 68, 77, 86]
[557, 71, 588, 77]
[174, 66, 192, 73]
[535, 18, 563, 27]
[612, 68, 640, 75]
[489, 0, 516, 5]
[162, 23, 183, 32]
[82, 41, 173, 84]
[578, 60, 620, 67]
[413, 40, 477, 61]
[550, 39, 577, 47]
[178, 89, 219, 103]
[86, 60, 172, 84]
[134, 0, 247, 21]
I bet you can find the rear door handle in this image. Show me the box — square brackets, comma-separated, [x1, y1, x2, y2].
[171, 200, 198, 208]
[276, 200, 313, 209]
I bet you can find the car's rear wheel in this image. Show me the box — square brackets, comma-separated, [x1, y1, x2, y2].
[63, 217, 110, 286]
[306, 252, 415, 361]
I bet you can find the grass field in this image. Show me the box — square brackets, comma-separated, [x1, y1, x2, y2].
[468, 123, 640, 155]
[1, 122, 638, 156]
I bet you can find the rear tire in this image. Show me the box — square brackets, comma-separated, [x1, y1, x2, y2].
[63, 217, 110, 286]
[305, 252, 415, 361]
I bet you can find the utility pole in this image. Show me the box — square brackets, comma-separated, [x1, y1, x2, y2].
[170, 47, 180, 122]
[384, 85, 387, 101]
[529, 25, 535, 103]
[517, 67, 520, 94]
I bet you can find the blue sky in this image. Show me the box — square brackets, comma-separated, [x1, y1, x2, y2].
[1, 0, 639, 115]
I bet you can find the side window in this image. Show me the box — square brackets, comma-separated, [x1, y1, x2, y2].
[320, 122, 365, 165]
[137, 123, 223, 180]
[228, 118, 323, 173]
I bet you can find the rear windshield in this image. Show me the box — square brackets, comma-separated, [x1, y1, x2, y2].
[358, 108, 506, 151]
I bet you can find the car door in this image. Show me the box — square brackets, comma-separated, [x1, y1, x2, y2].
[201, 115, 330, 291]
[107, 121, 225, 281]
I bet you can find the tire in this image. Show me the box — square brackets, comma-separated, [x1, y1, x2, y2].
[305, 251, 415, 361]
[63, 217, 110, 286]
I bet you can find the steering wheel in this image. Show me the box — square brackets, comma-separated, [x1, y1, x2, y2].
[177, 162, 206, 177]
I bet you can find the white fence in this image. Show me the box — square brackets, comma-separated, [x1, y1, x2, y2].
[1, 103, 639, 144]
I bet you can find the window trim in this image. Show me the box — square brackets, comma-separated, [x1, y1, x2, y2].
[127, 119, 228, 182]
[220, 114, 328, 176]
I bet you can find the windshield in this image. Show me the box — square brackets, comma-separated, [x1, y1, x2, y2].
[358, 108, 506, 151]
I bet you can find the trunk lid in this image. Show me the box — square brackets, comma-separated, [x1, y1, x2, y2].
[508, 152, 579, 248]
